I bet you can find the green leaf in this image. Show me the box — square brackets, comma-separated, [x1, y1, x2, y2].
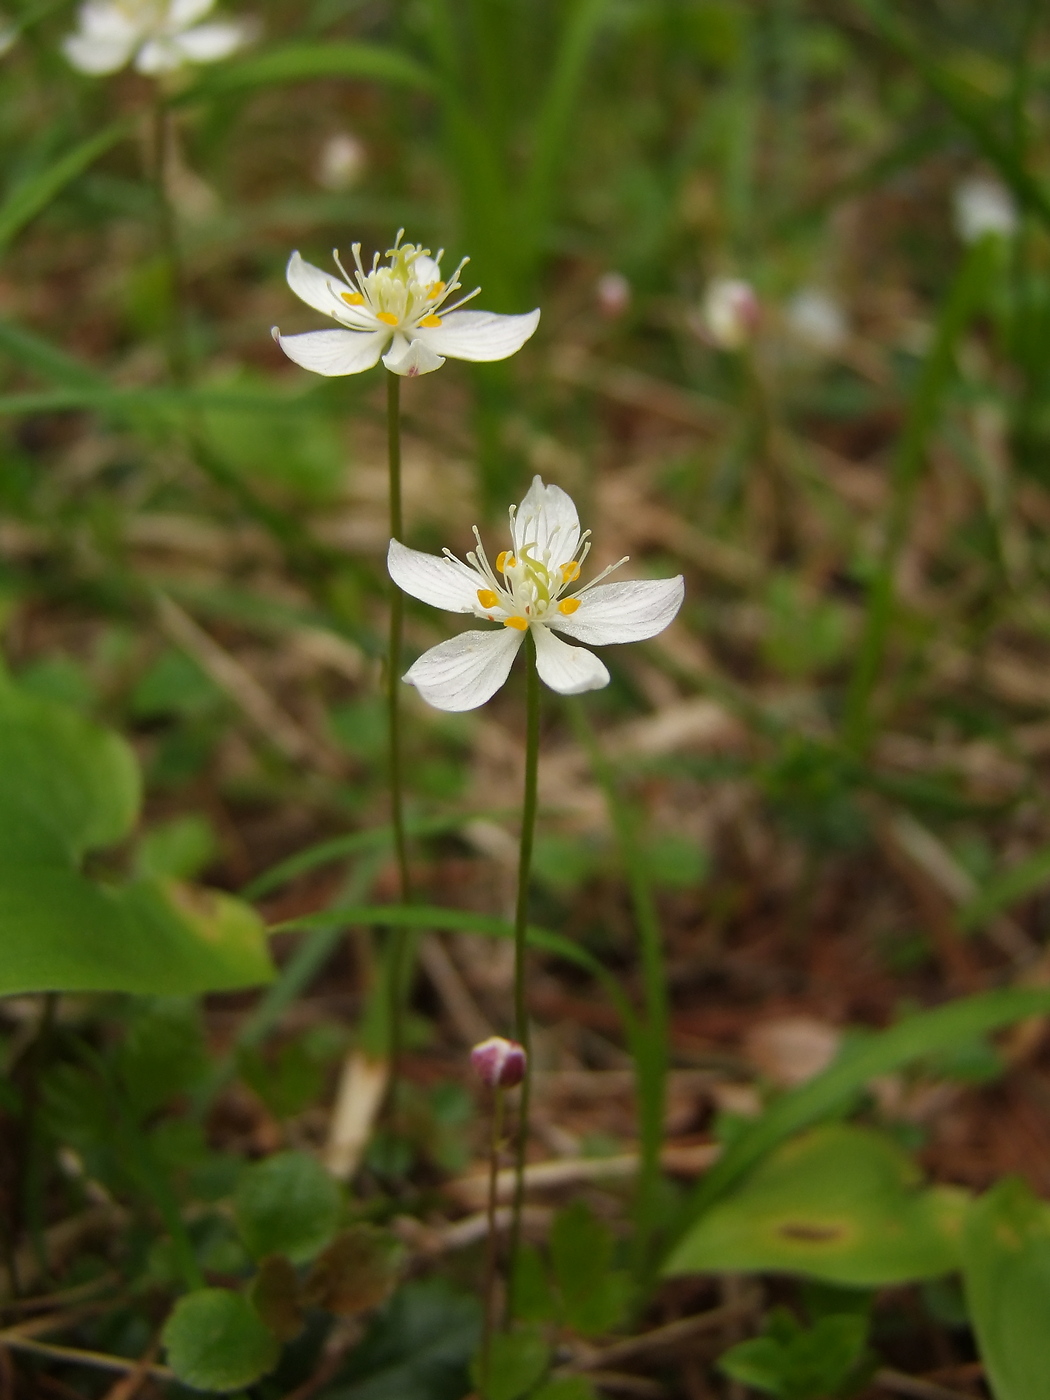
[135, 814, 218, 881]
[0, 668, 139, 857]
[178, 41, 436, 101]
[677, 986, 1050, 1229]
[550, 1202, 632, 1336]
[667, 1124, 967, 1286]
[118, 1000, 210, 1117]
[162, 1287, 279, 1392]
[0, 675, 274, 996]
[961, 1178, 1050, 1400]
[961, 846, 1050, 930]
[235, 1150, 342, 1264]
[531, 1381, 596, 1400]
[0, 120, 131, 253]
[470, 1326, 550, 1400]
[720, 1311, 869, 1400]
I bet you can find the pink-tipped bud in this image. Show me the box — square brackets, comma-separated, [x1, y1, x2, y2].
[699, 277, 761, 350]
[596, 271, 631, 319]
[471, 1036, 527, 1089]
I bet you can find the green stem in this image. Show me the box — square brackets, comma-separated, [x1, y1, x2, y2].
[570, 700, 667, 1282]
[151, 97, 189, 387]
[507, 629, 540, 1320]
[842, 236, 994, 755]
[480, 1085, 505, 1389]
[386, 370, 412, 1092]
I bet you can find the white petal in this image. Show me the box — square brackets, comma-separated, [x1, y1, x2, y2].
[168, 0, 216, 27]
[172, 19, 251, 61]
[552, 576, 685, 646]
[404, 628, 523, 712]
[413, 308, 540, 363]
[512, 475, 580, 567]
[136, 36, 184, 71]
[387, 539, 482, 614]
[274, 327, 388, 376]
[285, 250, 360, 322]
[63, 27, 136, 72]
[383, 336, 445, 377]
[533, 625, 609, 695]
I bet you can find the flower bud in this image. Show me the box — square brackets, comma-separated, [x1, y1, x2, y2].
[700, 277, 761, 350]
[596, 271, 631, 319]
[471, 1036, 527, 1089]
[953, 176, 1018, 245]
[316, 132, 367, 192]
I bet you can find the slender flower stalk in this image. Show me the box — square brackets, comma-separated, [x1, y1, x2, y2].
[386, 370, 411, 1088]
[151, 97, 189, 385]
[506, 632, 540, 1315]
[471, 1036, 526, 1372]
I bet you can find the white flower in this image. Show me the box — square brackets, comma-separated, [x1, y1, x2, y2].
[316, 132, 367, 192]
[954, 176, 1018, 244]
[388, 476, 684, 711]
[273, 230, 540, 379]
[785, 288, 848, 355]
[700, 277, 761, 350]
[63, 0, 255, 77]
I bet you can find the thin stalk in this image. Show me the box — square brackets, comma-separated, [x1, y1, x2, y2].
[570, 701, 667, 1282]
[842, 236, 994, 755]
[507, 629, 541, 1319]
[480, 1085, 505, 1388]
[151, 97, 189, 387]
[386, 370, 412, 1092]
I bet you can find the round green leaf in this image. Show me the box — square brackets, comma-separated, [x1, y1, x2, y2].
[667, 1124, 968, 1286]
[235, 1151, 342, 1264]
[162, 1287, 279, 1392]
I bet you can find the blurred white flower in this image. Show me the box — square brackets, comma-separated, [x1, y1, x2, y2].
[785, 288, 848, 355]
[274, 230, 540, 379]
[700, 277, 761, 350]
[388, 475, 684, 711]
[595, 270, 631, 319]
[316, 133, 367, 192]
[63, 0, 255, 76]
[0, 14, 17, 56]
[954, 176, 1018, 244]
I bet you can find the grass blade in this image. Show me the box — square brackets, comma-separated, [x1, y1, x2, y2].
[0, 121, 131, 255]
[177, 42, 437, 102]
[961, 847, 1050, 931]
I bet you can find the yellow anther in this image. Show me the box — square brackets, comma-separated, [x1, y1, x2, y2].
[419, 314, 442, 328]
[560, 561, 581, 583]
[341, 292, 365, 305]
[477, 588, 498, 609]
[497, 551, 516, 573]
[504, 616, 528, 631]
[558, 598, 581, 615]
[428, 281, 446, 300]
[376, 311, 399, 326]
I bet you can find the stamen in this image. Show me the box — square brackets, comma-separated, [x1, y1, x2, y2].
[438, 286, 482, 316]
[341, 291, 365, 305]
[504, 616, 528, 631]
[376, 311, 398, 326]
[576, 555, 629, 595]
[560, 561, 581, 583]
[558, 598, 580, 614]
[419, 314, 442, 327]
[496, 551, 516, 573]
[427, 282, 446, 300]
[477, 589, 498, 608]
